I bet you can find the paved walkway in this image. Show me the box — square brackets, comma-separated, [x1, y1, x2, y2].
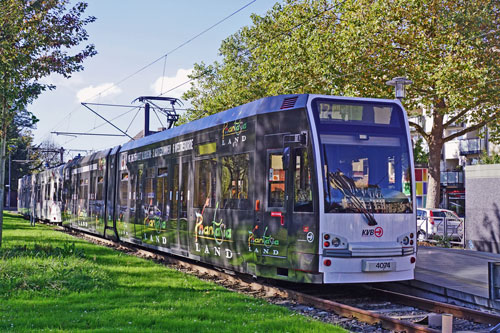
[415, 246, 500, 298]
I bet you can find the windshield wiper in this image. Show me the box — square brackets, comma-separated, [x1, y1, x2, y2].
[328, 170, 378, 226]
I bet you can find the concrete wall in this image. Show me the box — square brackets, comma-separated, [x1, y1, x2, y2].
[465, 164, 500, 253]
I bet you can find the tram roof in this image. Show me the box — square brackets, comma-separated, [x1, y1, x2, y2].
[120, 94, 309, 153]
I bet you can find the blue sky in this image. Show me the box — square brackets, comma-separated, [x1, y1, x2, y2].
[31, 0, 277, 158]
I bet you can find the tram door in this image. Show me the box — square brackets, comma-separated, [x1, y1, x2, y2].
[179, 160, 190, 252]
[135, 164, 145, 240]
[261, 148, 290, 266]
[170, 159, 190, 253]
[286, 146, 316, 273]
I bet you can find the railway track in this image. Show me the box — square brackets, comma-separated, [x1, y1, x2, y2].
[65, 227, 500, 332]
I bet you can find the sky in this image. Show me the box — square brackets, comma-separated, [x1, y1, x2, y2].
[31, 0, 278, 159]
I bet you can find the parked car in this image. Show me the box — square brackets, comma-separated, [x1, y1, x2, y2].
[416, 208, 464, 240]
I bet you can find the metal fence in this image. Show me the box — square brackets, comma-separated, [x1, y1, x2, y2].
[417, 216, 464, 246]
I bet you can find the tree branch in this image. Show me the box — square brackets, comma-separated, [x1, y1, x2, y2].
[444, 110, 500, 142]
[408, 120, 429, 141]
[443, 108, 470, 128]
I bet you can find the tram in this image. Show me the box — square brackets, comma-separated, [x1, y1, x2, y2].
[19, 94, 416, 283]
[18, 165, 63, 223]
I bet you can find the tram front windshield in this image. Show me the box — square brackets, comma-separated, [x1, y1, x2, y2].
[313, 99, 412, 214]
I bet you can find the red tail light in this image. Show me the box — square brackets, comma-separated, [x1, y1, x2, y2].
[429, 210, 435, 225]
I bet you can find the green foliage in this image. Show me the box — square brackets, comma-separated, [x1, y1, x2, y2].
[0, 0, 96, 246]
[434, 235, 452, 248]
[4, 109, 38, 191]
[181, 0, 500, 208]
[183, 0, 500, 120]
[0, 0, 97, 118]
[413, 138, 429, 165]
[479, 151, 500, 164]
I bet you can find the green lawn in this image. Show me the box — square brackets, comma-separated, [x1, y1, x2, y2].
[0, 212, 345, 332]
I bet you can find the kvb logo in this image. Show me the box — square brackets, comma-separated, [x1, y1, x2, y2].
[362, 227, 384, 237]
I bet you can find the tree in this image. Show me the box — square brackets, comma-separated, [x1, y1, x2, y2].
[183, 0, 500, 208]
[0, 0, 96, 246]
[30, 140, 66, 170]
[3, 109, 39, 206]
[480, 151, 500, 164]
[413, 138, 429, 166]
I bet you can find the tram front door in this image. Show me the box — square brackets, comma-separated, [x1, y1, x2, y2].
[256, 148, 290, 272]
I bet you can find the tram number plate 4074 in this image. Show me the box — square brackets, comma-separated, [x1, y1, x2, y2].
[362, 260, 396, 272]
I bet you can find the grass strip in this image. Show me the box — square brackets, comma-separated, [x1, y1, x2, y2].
[0, 212, 345, 332]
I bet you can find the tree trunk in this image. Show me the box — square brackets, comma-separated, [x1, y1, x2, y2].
[426, 112, 444, 209]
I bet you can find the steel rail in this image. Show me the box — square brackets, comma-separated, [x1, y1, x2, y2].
[283, 289, 440, 333]
[369, 287, 500, 325]
[62, 228, 498, 333]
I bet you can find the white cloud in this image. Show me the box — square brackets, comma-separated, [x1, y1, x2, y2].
[151, 68, 193, 99]
[39, 72, 85, 88]
[76, 83, 122, 103]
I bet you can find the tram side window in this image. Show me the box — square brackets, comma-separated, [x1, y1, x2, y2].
[53, 183, 58, 201]
[194, 158, 217, 209]
[90, 176, 96, 200]
[96, 176, 104, 201]
[221, 153, 250, 210]
[45, 182, 50, 200]
[294, 148, 313, 212]
[79, 178, 89, 200]
[268, 153, 285, 208]
[156, 168, 168, 219]
[119, 172, 129, 205]
[181, 162, 189, 215]
[145, 167, 155, 205]
[58, 181, 62, 202]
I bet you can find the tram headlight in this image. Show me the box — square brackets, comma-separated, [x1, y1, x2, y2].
[332, 237, 341, 247]
[402, 236, 410, 245]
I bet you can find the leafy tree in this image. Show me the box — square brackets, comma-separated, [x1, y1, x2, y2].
[0, 0, 96, 246]
[413, 138, 429, 166]
[3, 109, 39, 206]
[480, 151, 500, 164]
[30, 140, 65, 171]
[183, 0, 500, 208]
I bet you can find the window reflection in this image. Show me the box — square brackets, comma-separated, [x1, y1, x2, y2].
[323, 135, 412, 214]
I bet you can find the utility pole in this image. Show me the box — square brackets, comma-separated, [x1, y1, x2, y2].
[6, 153, 10, 208]
[60, 147, 65, 164]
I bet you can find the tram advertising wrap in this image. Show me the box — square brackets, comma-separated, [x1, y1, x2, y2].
[18, 94, 416, 284]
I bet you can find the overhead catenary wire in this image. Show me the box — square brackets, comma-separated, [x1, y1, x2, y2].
[46, 2, 499, 149]
[43, 2, 363, 142]
[41, 0, 257, 142]
[163, 6, 499, 117]
[80, 0, 257, 104]
[158, 3, 342, 98]
[62, 105, 140, 146]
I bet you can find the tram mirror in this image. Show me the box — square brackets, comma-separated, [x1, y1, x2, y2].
[282, 147, 290, 170]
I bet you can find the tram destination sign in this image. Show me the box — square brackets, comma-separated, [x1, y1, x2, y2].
[314, 99, 395, 126]
[126, 139, 194, 163]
